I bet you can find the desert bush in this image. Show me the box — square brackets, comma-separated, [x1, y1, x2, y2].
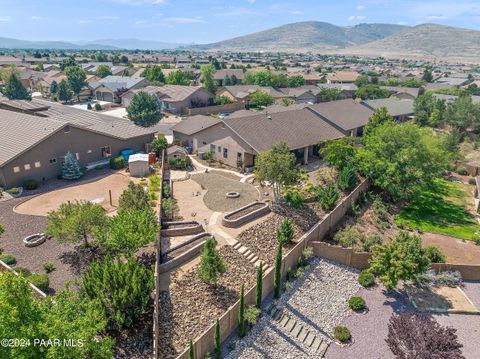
[334, 326, 351, 343]
[162, 198, 179, 220]
[23, 179, 38, 190]
[316, 183, 339, 211]
[372, 195, 390, 225]
[302, 246, 313, 260]
[29, 273, 49, 292]
[284, 189, 305, 208]
[8, 187, 20, 195]
[333, 225, 365, 248]
[468, 178, 476, 185]
[456, 167, 468, 175]
[336, 164, 358, 193]
[386, 313, 463, 358]
[360, 234, 383, 252]
[43, 261, 55, 273]
[15, 267, 32, 277]
[0, 254, 16, 265]
[109, 156, 125, 169]
[245, 305, 261, 327]
[424, 246, 446, 263]
[416, 269, 462, 288]
[348, 296, 366, 311]
[358, 270, 375, 287]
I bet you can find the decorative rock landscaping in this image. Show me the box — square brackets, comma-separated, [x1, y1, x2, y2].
[222, 201, 270, 228]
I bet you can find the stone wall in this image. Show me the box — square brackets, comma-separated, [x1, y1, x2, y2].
[431, 263, 480, 281]
[222, 201, 270, 228]
[311, 242, 371, 269]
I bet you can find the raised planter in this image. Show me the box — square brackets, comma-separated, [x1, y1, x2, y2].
[160, 232, 212, 272]
[222, 201, 270, 228]
[23, 233, 47, 247]
[160, 221, 204, 237]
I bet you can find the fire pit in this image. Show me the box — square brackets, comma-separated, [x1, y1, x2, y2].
[226, 191, 240, 199]
[23, 233, 47, 247]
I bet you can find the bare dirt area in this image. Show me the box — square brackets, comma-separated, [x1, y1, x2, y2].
[421, 232, 480, 264]
[15, 172, 135, 216]
[157, 245, 257, 359]
[173, 178, 213, 225]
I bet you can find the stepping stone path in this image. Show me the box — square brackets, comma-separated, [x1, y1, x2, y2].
[266, 303, 329, 357]
[232, 241, 271, 271]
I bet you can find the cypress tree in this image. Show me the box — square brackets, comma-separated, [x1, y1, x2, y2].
[274, 240, 283, 299]
[188, 339, 195, 359]
[214, 318, 221, 358]
[198, 237, 226, 284]
[238, 284, 245, 337]
[62, 151, 83, 180]
[256, 262, 263, 309]
[277, 218, 294, 244]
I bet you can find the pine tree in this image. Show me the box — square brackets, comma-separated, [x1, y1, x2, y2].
[198, 238, 226, 284]
[277, 218, 294, 244]
[238, 284, 245, 337]
[274, 240, 283, 299]
[256, 263, 263, 309]
[188, 339, 195, 359]
[57, 79, 72, 103]
[214, 318, 221, 358]
[62, 151, 83, 180]
[2, 72, 31, 100]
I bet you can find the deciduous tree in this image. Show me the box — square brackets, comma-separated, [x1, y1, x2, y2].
[95, 64, 112, 78]
[65, 66, 86, 101]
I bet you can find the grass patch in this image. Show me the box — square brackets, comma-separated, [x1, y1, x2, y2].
[396, 179, 479, 240]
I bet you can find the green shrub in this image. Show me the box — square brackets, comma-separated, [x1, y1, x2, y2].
[148, 191, 158, 201]
[360, 234, 383, 252]
[109, 156, 125, 169]
[348, 296, 366, 311]
[316, 183, 339, 211]
[358, 270, 375, 287]
[372, 195, 389, 224]
[95, 164, 104, 170]
[23, 179, 38, 190]
[94, 103, 102, 111]
[148, 175, 161, 191]
[162, 183, 171, 198]
[333, 225, 365, 248]
[43, 261, 55, 273]
[284, 189, 305, 208]
[302, 246, 313, 260]
[424, 246, 446, 263]
[29, 273, 49, 292]
[456, 167, 468, 175]
[87, 103, 92, 110]
[15, 267, 32, 277]
[337, 165, 358, 193]
[245, 305, 261, 327]
[334, 326, 351, 343]
[469, 178, 476, 186]
[1, 254, 16, 265]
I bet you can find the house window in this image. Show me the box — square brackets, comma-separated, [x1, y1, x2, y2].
[49, 158, 57, 164]
[101, 146, 112, 158]
[24, 164, 31, 171]
[223, 148, 228, 159]
[210, 144, 216, 153]
[13, 166, 20, 173]
[34, 161, 41, 168]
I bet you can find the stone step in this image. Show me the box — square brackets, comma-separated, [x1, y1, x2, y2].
[291, 323, 303, 338]
[266, 304, 276, 316]
[246, 252, 256, 261]
[299, 328, 309, 343]
[280, 314, 290, 327]
[254, 259, 263, 267]
[243, 250, 252, 258]
[232, 242, 242, 250]
[317, 341, 329, 357]
[285, 318, 296, 333]
[249, 255, 259, 263]
[273, 309, 282, 321]
[305, 332, 316, 347]
[312, 336, 323, 352]
[238, 246, 248, 254]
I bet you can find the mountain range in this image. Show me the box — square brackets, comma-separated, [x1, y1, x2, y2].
[2, 21, 480, 62]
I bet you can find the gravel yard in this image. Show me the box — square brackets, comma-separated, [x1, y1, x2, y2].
[225, 258, 361, 359]
[191, 172, 259, 212]
[158, 245, 257, 359]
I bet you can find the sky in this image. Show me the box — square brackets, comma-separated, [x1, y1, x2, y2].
[1, 0, 480, 44]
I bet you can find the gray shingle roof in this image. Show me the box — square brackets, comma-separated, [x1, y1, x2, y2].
[223, 108, 344, 153]
[172, 115, 221, 135]
[308, 99, 374, 131]
[89, 76, 146, 92]
[362, 98, 414, 117]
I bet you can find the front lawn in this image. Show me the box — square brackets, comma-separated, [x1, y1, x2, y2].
[395, 179, 480, 240]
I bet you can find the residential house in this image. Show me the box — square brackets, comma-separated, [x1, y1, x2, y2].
[382, 86, 421, 100]
[89, 76, 148, 103]
[121, 85, 214, 115]
[317, 83, 358, 101]
[362, 98, 415, 122]
[278, 86, 318, 104]
[217, 85, 286, 103]
[213, 69, 245, 86]
[0, 99, 156, 188]
[325, 71, 360, 84]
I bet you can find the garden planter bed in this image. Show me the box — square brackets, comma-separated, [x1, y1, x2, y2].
[161, 232, 211, 261]
[160, 221, 204, 237]
[222, 201, 270, 228]
[157, 245, 256, 359]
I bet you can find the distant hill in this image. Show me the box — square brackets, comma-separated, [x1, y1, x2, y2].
[0, 37, 184, 50]
[333, 23, 480, 61]
[194, 21, 407, 51]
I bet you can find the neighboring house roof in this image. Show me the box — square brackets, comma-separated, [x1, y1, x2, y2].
[167, 145, 188, 155]
[433, 93, 480, 104]
[172, 115, 221, 135]
[362, 99, 415, 117]
[223, 108, 345, 153]
[308, 99, 374, 132]
[127, 85, 212, 103]
[317, 83, 358, 91]
[228, 103, 309, 118]
[220, 85, 285, 100]
[0, 110, 65, 166]
[89, 76, 146, 92]
[382, 86, 420, 98]
[325, 71, 359, 83]
[213, 69, 245, 81]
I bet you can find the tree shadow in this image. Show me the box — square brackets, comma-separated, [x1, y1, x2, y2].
[59, 244, 105, 275]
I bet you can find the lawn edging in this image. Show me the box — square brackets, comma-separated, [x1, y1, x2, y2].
[0, 259, 47, 299]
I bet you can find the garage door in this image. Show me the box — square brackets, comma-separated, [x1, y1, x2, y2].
[102, 92, 113, 102]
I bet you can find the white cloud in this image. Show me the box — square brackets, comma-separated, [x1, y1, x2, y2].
[164, 17, 207, 24]
[357, 5, 365, 10]
[426, 15, 448, 20]
[28, 16, 41, 20]
[397, 21, 408, 25]
[214, 6, 260, 17]
[134, 20, 147, 24]
[292, 10, 303, 15]
[0, 16, 11, 22]
[348, 15, 366, 21]
[246, 0, 256, 3]
[77, 19, 92, 24]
